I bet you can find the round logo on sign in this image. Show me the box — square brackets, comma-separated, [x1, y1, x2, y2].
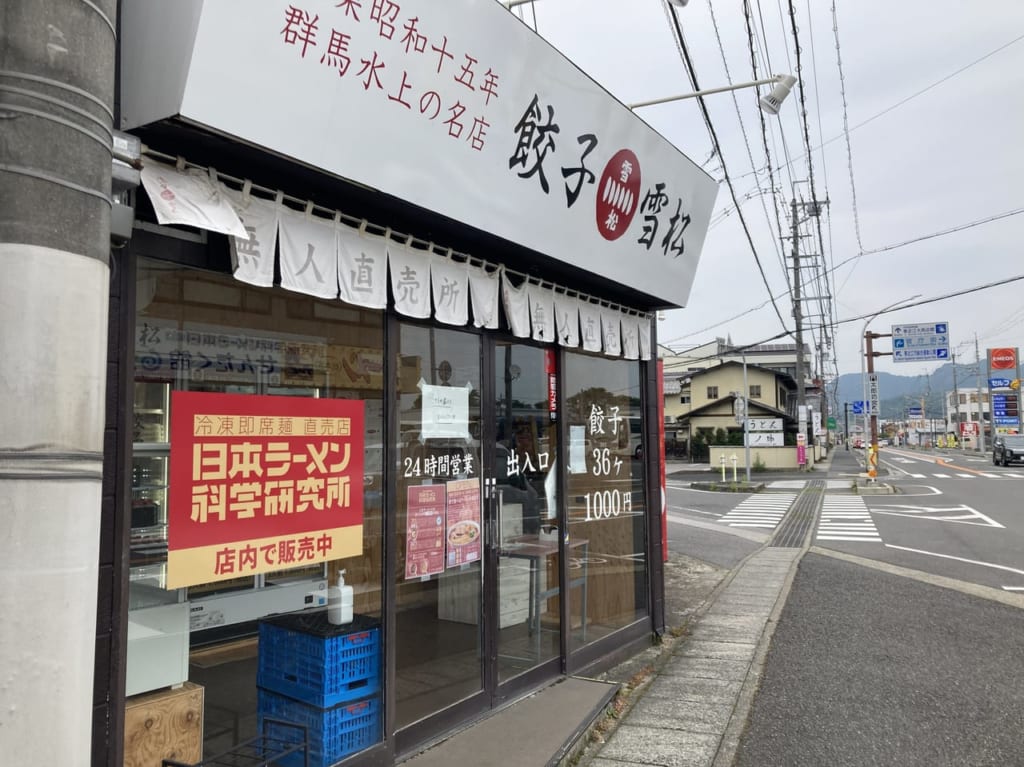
[991, 348, 1017, 369]
[595, 149, 641, 241]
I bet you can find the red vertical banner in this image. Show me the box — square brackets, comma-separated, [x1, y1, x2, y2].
[545, 348, 558, 421]
[167, 391, 365, 589]
[658, 359, 668, 563]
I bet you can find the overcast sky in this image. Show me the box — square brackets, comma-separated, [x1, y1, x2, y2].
[511, 0, 1024, 379]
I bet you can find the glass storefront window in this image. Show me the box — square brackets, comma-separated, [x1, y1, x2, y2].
[563, 352, 648, 650]
[127, 258, 385, 760]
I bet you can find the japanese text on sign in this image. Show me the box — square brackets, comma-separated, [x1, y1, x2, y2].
[579, 402, 633, 522]
[509, 95, 693, 258]
[280, 4, 500, 152]
[167, 391, 365, 588]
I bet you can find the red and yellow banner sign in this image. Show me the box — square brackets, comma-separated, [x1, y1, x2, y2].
[167, 391, 364, 588]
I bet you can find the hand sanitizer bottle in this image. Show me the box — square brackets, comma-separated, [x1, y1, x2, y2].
[327, 569, 354, 625]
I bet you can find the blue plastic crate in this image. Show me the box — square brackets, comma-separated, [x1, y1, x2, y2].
[258, 615, 381, 708]
[258, 688, 381, 767]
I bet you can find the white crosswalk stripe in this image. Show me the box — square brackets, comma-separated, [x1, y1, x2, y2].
[899, 471, 1024, 480]
[817, 496, 881, 542]
[719, 493, 796, 529]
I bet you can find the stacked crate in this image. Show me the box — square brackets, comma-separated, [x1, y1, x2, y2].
[257, 613, 381, 767]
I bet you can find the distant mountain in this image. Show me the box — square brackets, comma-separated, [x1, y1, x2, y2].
[834, 361, 985, 421]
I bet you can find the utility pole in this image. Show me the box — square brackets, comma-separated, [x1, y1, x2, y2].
[791, 199, 807, 455]
[742, 354, 751, 482]
[864, 330, 887, 477]
[1, 2, 116, 763]
[976, 334, 986, 452]
[952, 353, 962, 451]
[789, 198, 830, 458]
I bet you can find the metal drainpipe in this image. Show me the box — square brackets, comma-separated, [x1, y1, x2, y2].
[0, 1, 116, 762]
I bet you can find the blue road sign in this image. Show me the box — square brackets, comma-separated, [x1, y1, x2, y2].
[890, 321, 951, 363]
[851, 401, 864, 415]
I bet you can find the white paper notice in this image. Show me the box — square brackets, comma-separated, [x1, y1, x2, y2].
[569, 425, 588, 474]
[420, 381, 473, 441]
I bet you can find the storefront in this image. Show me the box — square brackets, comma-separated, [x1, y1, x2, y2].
[101, 2, 717, 765]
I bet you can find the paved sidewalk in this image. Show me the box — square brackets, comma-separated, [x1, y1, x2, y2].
[581, 547, 802, 767]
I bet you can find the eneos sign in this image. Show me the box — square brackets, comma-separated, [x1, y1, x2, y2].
[990, 348, 1017, 370]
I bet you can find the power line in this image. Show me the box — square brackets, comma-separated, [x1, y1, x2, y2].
[708, 1, 786, 277]
[743, 0, 790, 290]
[844, 31, 1024, 139]
[705, 30, 1024, 224]
[663, 270, 1024, 372]
[661, 1, 793, 335]
[834, 207, 1024, 271]
[829, 0, 864, 254]
[664, 206, 1024, 347]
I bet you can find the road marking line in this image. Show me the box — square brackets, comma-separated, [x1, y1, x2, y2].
[870, 503, 1004, 528]
[668, 505, 722, 517]
[1003, 586, 1024, 592]
[936, 459, 1000, 477]
[885, 544, 1024, 578]
[932, 473, 951, 478]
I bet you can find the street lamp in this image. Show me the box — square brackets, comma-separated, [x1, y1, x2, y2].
[628, 74, 799, 115]
[860, 295, 921, 478]
[501, 1, 797, 115]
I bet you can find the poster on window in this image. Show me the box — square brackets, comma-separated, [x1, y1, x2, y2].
[445, 478, 482, 568]
[405, 484, 446, 579]
[166, 391, 364, 589]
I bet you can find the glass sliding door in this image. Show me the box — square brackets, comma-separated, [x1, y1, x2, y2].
[393, 328, 565, 737]
[393, 324, 485, 730]
[492, 342, 561, 684]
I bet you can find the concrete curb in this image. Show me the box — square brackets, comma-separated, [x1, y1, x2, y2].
[710, 549, 803, 767]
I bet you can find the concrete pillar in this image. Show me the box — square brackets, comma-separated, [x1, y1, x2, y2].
[0, 0, 117, 761]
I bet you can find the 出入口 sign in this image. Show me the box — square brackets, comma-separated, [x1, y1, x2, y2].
[167, 391, 364, 588]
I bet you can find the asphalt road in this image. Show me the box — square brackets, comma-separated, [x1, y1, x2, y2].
[844, 446, 1024, 592]
[665, 478, 763, 570]
[734, 552, 1024, 767]
[664, 451, 1024, 766]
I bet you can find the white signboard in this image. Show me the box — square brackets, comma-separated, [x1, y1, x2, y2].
[122, 0, 718, 307]
[746, 418, 782, 432]
[749, 432, 783, 447]
[868, 373, 880, 416]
